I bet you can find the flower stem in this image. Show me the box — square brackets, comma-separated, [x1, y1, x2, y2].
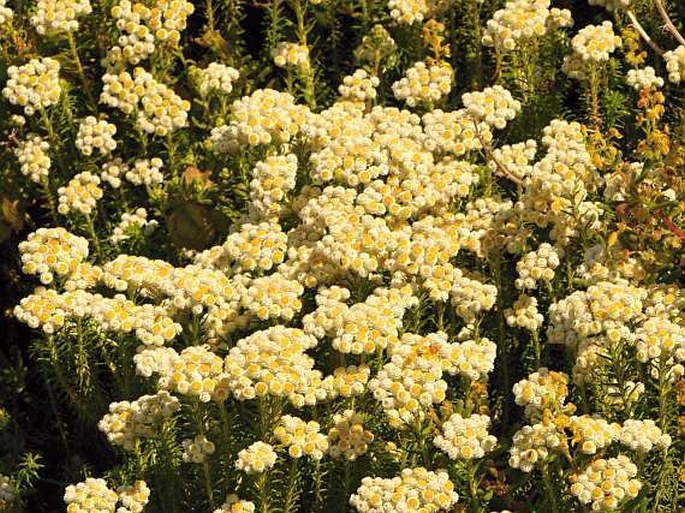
[67, 31, 96, 110]
[85, 213, 103, 261]
[541, 464, 559, 513]
[283, 458, 299, 513]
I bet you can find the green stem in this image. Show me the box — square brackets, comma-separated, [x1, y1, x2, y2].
[542, 464, 559, 513]
[283, 458, 300, 513]
[492, 254, 511, 433]
[85, 213, 103, 261]
[532, 330, 541, 369]
[340, 461, 352, 513]
[292, 0, 316, 108]
[67, 31, 96, 110]
[256, 472, 271, 513]
[203, 460, 215, 506]
[41, 178, 59, 224]
[587, 65, 601, 127]
[166, 133, 177, 177]
[206, 0, 215, 32]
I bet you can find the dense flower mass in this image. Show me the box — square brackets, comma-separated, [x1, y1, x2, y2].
[15, 135, 51, 183]
[235, 442, 278, 474]
[64, 478, 118, 513]
[30, 0, 92, 34]
[57, 171, 104, 215]
[482, 0, 572, 52]
[75, 117, 118, 156]
[392, 61, 453, 107]
[2, 1, 684, 512]
[2, 57, 61, 115]
[434, 413, 497, 460]
[0, 0, 13, 24]
[191, 63, 240, 97]
[18, 228, 89, 285]
[569, 456, 642, 511]
[350, 467, 459, 512]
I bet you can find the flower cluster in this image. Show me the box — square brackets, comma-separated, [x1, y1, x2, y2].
[126, 157, 165, 186]
[223, 326, 324, 406]
[450, 271, 498, 321]
[513, 368, 570, 419]
[570, 21, 621, 62]
[0, 475, 14, 510]
[213, 496, 256, 513]
[440, 336, 497, 381]
[19, 227, 89, 285]
[434, 413, 497, 460]
[271, 42, 311, 69]
[98, 391, 180, 450]
[116, 480, 150, 513]
[350, 467, 459, 512]
[235, 441, 277, 474]
[506, 294, 544, 331]
[57, 171, 104, 215]
[156, 345, 225, 402]
[368, 332, 449, 427]
[462, 85, 521, 130]
[421, 109, 486, 156]
[327, 410, 374, 460]
[101, 158, 129, 188]
[191, 62, 240, 97]
[482, 0, 572, 52]
[387, 0, 429, 25]
[626, 66, 664, 91]
[392, 61, 453, 107]
[274, 415, 329, 459]
[30, 0, 92, 34]
[64, 478, 118, 513]
[14, 288, 181, 343]
[321, 365, 370, 399]
[588, 0, 630, 11]
[108, 0, 194, 66]
[508, 421, 565, 472]
[515, 243, 560, 290]
[216, 221, 288, 273]
[2, 57, 61, 115]
[489, 140, 537, 183]
[15, 135, 51, 183]
[338, 69, 380, 102]
[75, 117, 118, 156]
[569, 456, 642, 511]
[211, 89, 309, 151]
[618, 419, 671, 453]
[0, 0, 12, 24]
[563, 21, 621, 79]
[331, 286, 414, 355]
[301, 286, 350, 339]
[100, 67, 189, 135]
[568, 415, 619, 455]
[242, 273, 304, 321]
[137, 74, 190, 135]
[664, 46, 685, 84]
[248, 154, 298, 220]
[182, 434, 216, 463]
[100, 69, 145, 114]
[111, 208, 159, 243]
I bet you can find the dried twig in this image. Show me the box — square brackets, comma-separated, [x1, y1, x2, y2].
[627, 10, 665, 56]
[653, 0, 685, 47]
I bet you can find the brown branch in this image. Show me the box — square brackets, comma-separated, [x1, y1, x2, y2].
[627, 10, 665, 56]
[653, 0, 685, 47]
[473, 124, 523, 187]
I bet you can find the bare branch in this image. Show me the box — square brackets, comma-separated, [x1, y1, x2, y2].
[653, 0, 685, 47]
[627, 10, 665, 56]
